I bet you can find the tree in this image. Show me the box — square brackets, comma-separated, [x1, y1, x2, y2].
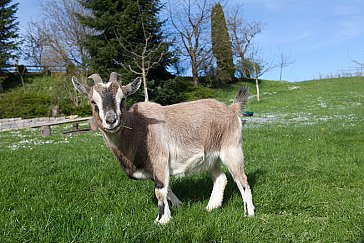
[0, 0, 19, 70]
[24, 0, 94, 74]
[350, 53, 364, 76]
[0, 0, 20, 92]
[80, 0, 170, 86]
[168, 0, 212, 87]
[211, 3, 234, 83]
[112, 0, 168, 102]
[248, 46, 276, 102]
[278, 50, 295, 81]
[227, 10, 263, 79]
[23, 23, 47, 69]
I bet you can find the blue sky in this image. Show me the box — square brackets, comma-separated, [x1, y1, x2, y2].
[241, 0, 364, 81]
[15, 0, 364, 82]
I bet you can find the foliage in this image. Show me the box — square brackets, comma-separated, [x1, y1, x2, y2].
[23, 0, 94, 72]
[236, 58, 255, 79]
[183, 85, 217, 101]
[0, 72, 24, 90]
[153, 77, 189, 105]
[211, 3, 234, 83]
[59, 102, 91, 117]
[0, 74, 91, 118]
[0, 90, 53, 118]
[79, 0, 171, 81]
[0, 0, 20, 71]
[0, 77, 363, 241]
[0, 74, 192, 118]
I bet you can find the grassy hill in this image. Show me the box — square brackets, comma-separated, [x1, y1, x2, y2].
[0, 77, 363, 241]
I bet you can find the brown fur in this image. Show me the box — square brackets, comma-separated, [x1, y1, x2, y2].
[102, 99, 241, 177]
[71, 74, 254, 224]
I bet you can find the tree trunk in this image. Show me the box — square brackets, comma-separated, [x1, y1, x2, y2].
[142, 67, 149, 102]
[255, 77, 260, 102]
[191, 62, 199, 87]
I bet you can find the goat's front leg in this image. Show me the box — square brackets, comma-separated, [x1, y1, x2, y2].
[154, 171, 171, 224]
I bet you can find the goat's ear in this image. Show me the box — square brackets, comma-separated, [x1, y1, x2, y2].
[72, 76, 90, 96]
[124, 77, 142, 97]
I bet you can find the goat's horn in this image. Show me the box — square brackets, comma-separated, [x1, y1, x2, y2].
[109, 72, 121, 82]
[88, 73, 103, 84]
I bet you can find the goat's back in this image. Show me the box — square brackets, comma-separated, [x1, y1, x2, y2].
[129, 99, 242, 152]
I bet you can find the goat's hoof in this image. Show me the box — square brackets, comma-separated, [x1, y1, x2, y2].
[172, 200, 182, 208]
[155, 214, 171, 225]
[244, 202, 255, 216]
[206, 203, 221, 212]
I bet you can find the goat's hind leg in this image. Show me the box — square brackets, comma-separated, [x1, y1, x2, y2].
[220, 148, 255, 216]
[206, 160, 227, 211]
[168, 186, 182, 208]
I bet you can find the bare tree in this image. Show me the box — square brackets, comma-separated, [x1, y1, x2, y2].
[14, 60, 26, 92]
[347, 50, 364, 77]
[248, 46, 276, 102]
[352, 59, 364, 67]
[112, 0, 167, 102]
[168, 0, 212, 87]
[113, 31, 165, 102]
[24, 0, 94, 74]
[227, 9, 264, 78]
[23, 24, 46, 68]
[170, 47, 189, 76]
[351, 57, 364, 76]
[278, 50, 295, 81]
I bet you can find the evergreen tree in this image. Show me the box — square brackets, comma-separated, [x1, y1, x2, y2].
[211, 3, 234, 83]
[79, 0, 171, 81]
[0, 0, 19, 71]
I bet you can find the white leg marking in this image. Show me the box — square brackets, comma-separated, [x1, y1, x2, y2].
[154, 187, 171, 224]
[236, 181, 255, 216]
[155, 207, 171, 225]
[220, 147, 255, 216]
[206, 171, 227, 211]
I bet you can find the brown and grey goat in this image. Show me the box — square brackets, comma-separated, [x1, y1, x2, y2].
[71, 72, 255, 224]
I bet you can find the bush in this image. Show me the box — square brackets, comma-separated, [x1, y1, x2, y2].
[183, 86, 216, 101]
[153, 77, 189, 105]
[0, 91, 53, 118]
[59, 102, 92, 117]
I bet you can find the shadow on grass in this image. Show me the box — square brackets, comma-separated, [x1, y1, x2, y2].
[164, 168, 266, 205]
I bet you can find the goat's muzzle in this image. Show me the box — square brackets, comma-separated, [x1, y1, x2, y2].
[103, 111, 121, 133]
[105, 111, 117, 125]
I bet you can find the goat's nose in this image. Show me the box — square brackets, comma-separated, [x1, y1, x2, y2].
[105, 112, 117, 125]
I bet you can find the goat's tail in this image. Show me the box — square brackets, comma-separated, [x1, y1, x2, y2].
[231, 86, 249, 115]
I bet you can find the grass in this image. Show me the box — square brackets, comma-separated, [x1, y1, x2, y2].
[1, 77, 363, 242]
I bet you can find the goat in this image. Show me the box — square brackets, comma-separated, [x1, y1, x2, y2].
[71, 72, 255, 224]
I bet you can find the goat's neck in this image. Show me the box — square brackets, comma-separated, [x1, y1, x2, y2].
[101, 113, 138, 177]
[103, 113, 133, 147]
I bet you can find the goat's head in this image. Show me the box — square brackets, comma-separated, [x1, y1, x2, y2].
[71, 72, 141, 133]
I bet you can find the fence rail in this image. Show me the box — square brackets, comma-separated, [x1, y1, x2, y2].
[3, 64, 68, 74]
[0, 116, 91, 132]
[314, 66, 364, 80]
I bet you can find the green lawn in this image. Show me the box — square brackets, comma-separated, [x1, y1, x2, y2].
[1, 77, 363, 242]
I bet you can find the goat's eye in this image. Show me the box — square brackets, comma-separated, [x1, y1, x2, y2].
[120, 98, 125, 109]
[91, 101, 99, 112]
